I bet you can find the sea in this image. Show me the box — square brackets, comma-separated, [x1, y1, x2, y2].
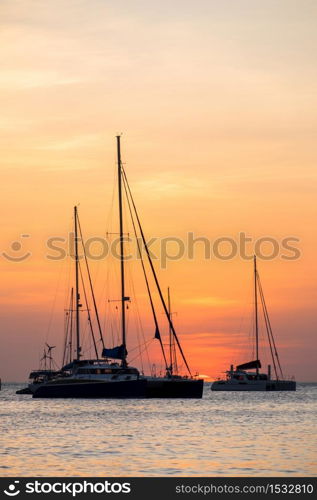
[1, 383, 316, 477]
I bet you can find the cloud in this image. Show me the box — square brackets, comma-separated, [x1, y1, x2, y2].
[181, 296, 237, 307]
[0, 69, 82, 90]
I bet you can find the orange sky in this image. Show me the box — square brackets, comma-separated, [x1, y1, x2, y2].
[0, 0, 316, 382]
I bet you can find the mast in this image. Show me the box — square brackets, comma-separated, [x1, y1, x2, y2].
[254, 255, 259, 377]
[117, 136, 127, 366]
[69, 287, 74, 364]
[74, 206, 81, 361]
[168, 287, 172, 374]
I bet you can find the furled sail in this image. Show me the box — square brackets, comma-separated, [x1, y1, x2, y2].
[102, 344, 127, 360]
[236, 359, 261, 370]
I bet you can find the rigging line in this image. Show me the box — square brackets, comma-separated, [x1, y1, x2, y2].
[63, 215, 74, 311]
[133, 315, 145, 372]
[62, 311, 68, 368]
[257, 272, 278, 379]
[129, 278, 145, 370]
[257, 273, 284, 379]
[128, 338, 153, 353]
[170, 302, 179, 374]
[69, 289, 74, 364]
[124, 230, 151, 372]
[108, 310, 115, 346]
[122, 172, 168, 371]
[64, 288, 74, 366]
[125, 271, 144, 373]
[129, 339, 155, 364]
[88, 166, 116, 310]
[93, 173, 118, 339]
[95, 168, 117, 320]
[45, 249, 67, 343]
[62, 294, 72, 367]
[78, 260, 99, 360]
[122, 166, 192, 376]
[77, 212, 105, 350]
[257, 272, 281, 377]
[103, 250, 120, 347]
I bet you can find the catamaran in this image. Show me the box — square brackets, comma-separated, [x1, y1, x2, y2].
[211, 256, 296, 391]
[32, 203, 146, 398]
[26, 136, 202, 398]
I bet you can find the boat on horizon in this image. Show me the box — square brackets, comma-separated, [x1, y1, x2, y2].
[211, 256, 296, 391]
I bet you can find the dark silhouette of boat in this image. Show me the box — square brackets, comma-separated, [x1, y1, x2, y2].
[29, 137, 202, 399]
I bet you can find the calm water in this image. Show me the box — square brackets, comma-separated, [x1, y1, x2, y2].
[1, 383, 316, 477]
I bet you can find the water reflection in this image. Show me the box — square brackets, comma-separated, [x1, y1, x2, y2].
[1, 383, 316, 476]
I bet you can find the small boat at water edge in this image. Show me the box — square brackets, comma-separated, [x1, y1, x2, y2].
[17, 345, 61, 395]
[211, 256, 296, 392]
[211, 362, 296, 391]
[32, 360, 146, 398]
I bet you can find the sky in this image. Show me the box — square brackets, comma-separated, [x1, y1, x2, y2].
[0, 0, 316, 382]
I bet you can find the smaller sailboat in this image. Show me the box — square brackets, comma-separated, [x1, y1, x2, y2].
[32, 205, 146, 398]
[211, 256, 296, 391]
[16, 344, 61, 394]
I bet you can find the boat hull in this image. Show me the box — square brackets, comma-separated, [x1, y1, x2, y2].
[16, 387, 33, 395]
[145, 378, 204, 398]
[211, 380, 296, 391]
[32, 378, 147, 398]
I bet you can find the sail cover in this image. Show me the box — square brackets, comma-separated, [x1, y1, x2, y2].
[236, 359, 261, 370]
[102, 344, 127, 360]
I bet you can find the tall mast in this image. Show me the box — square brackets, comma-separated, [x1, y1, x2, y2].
[254, 255, 259, 377]
[74, 206, 81, 361]
[168, 287, 172, 374]
[117, 136, 127, 366]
